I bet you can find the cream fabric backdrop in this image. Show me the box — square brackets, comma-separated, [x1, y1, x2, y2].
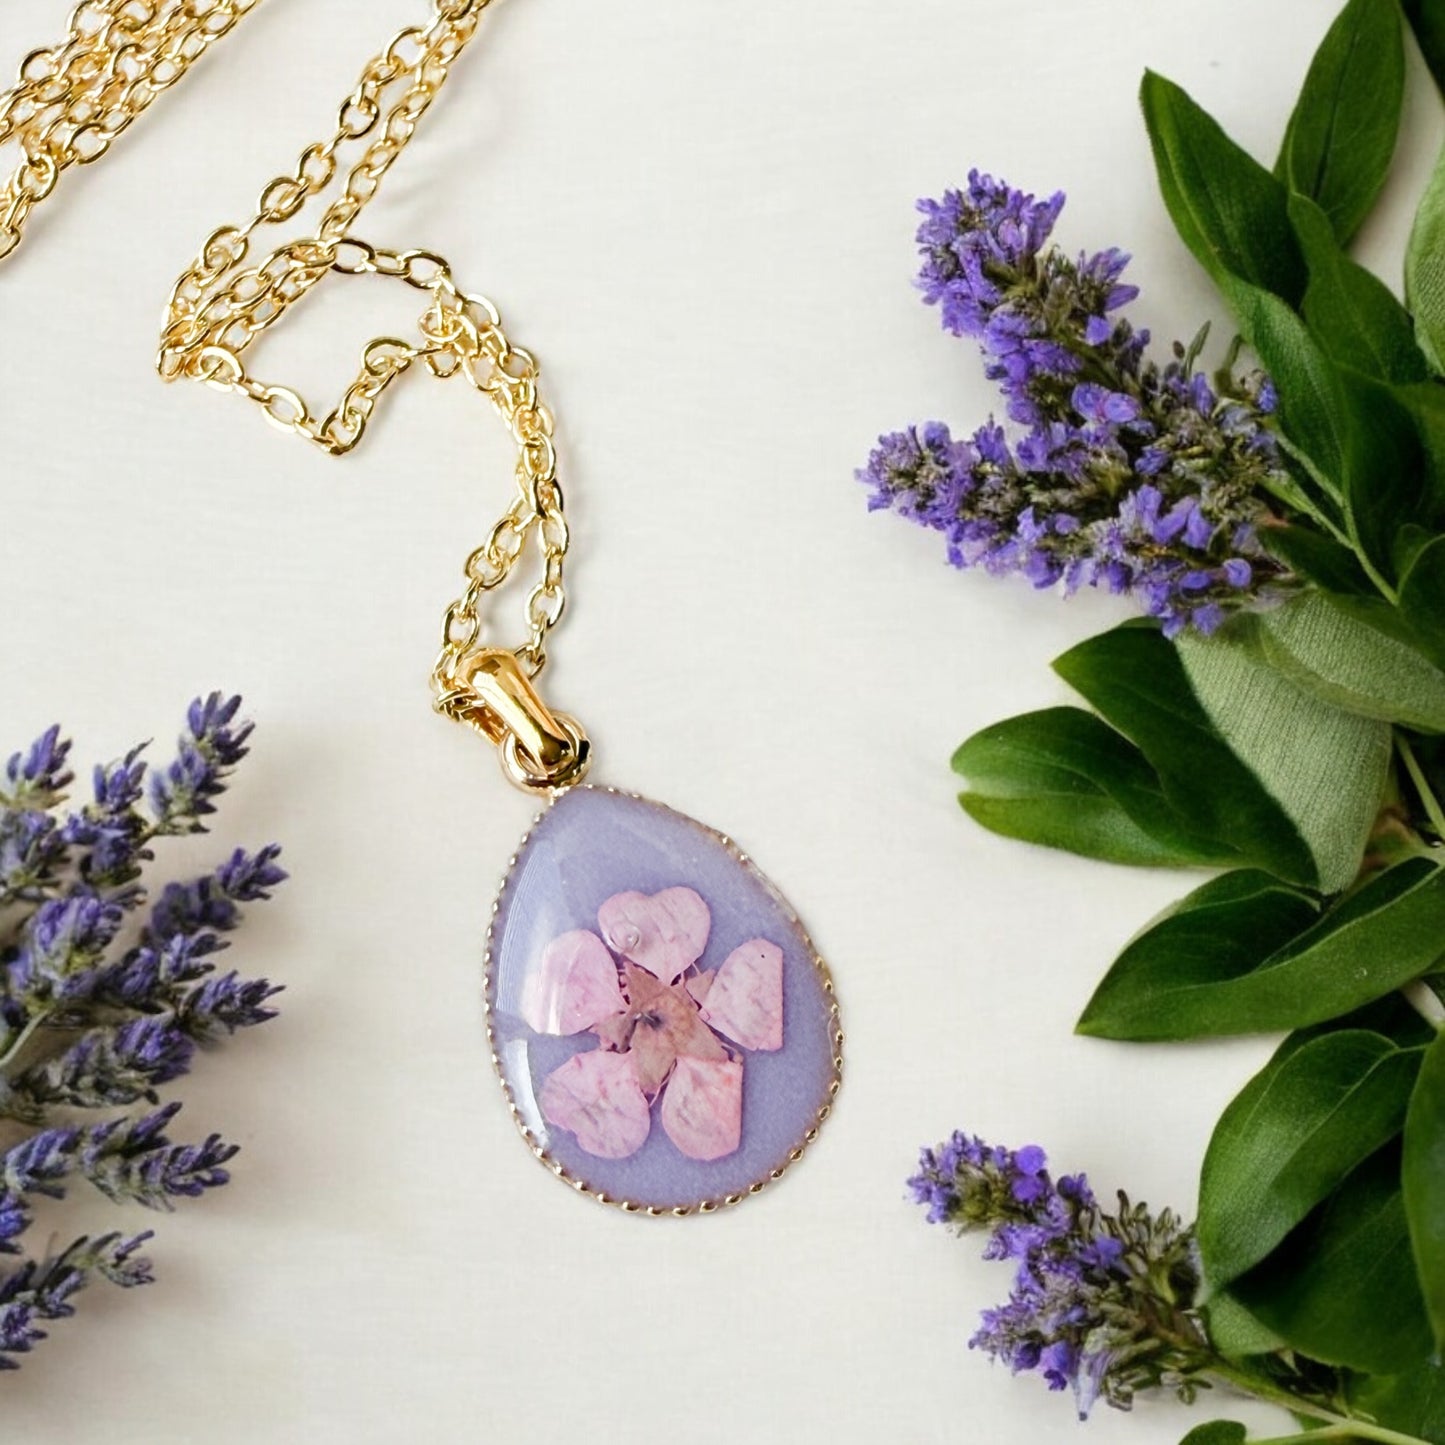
[0, 2, 1435, 1441]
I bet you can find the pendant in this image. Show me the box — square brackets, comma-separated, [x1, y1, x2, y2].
[486, 785, 843, 1214]
[448, 648, 842, 1214]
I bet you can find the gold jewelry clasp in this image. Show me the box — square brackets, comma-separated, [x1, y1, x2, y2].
[446, 648, 590, 792]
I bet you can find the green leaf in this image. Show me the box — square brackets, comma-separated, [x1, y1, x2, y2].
[1348, 1363, 1445, 1445]
[1054, 626, 1317, 885]
[1141, 71, 1306, 306]
[1405, 0, 1445, 99]
[1407, 139, 1445, 378]
[1404, 1027, 1445, 1349]
[1079, 858, 1445, 1041]
[1258, 523, 1373, 593]
[1179, 1425, 1247, 1445]
[1401, 536, 1445, 671]
[1078, 870, 1318, 1040]
[1218, 277, 1350, 493]
[1339, 371, 1428, 580]
[1276, 0, 1404, 243]
[956, 794, 1187, 869]
[1199, 1293, 1286, 1357]
[1395, 383, 1445, 522]
[1289, 193, 1426, 383]
[951, 708, 1240, 868]
[1249, 593, 1445, 732]
[1176, 627, 1393, 891]
[1198, 1028, 1423, 1288]
[1233, 1145, 1434, 1374]
[1230, 293, 1424, 549]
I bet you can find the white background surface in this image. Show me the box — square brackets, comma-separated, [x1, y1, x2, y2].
[0, 2, 1437, 1441]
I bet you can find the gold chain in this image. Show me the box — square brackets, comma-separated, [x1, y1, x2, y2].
[0, 0, 258, 261]
[2, 0, 587, 788]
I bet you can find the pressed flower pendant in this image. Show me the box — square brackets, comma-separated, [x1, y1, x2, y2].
[487, 785, 843, 1214]
[433, 565, 843, 1217]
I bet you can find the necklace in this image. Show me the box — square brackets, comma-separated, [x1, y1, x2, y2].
[2, 0, 843, 1216]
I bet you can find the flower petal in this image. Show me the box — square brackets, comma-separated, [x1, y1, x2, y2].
[659, 1056, 743, 1161]
[538, 1050, 651, 1159]
[520, 929, 625, 1036]
[701, 939, 783, 1051]
[597, 887, 711, 983]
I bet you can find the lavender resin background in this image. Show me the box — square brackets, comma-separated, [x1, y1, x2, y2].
[487, 787, 840, 1209]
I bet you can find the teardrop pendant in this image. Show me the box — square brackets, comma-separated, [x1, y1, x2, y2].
[486, 786, 843, 1214]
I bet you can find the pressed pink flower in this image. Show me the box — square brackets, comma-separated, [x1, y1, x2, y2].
[525, 887, 783, 1161]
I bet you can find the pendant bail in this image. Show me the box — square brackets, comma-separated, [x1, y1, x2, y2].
[447, 648, 590, 792]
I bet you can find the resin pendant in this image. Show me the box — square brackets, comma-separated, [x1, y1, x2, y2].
[486, 786, 842, 1214]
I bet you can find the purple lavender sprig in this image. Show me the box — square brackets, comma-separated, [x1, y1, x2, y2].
[909, 1134, 1208, 1417]
[2, 728, 74, 812]
[62, 746, 150, 888]
[0, 1104, 235, 1257]
[0, 1233, 154, 1369]
[908, 1134, 1386, 1435]
[11, 1017, 197, 1114]
[0, 697, 283, 1370]
[0, 811, 66, 908]
[0, 729, 76, 908]
[862, 173, 1297, 636]
[148, 693, 253, 836]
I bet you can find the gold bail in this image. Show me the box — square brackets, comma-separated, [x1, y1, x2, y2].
[451, 648, 590, 792]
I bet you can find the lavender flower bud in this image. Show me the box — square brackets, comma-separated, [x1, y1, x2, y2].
[94, 930, 224, 1007]
[1, 727, 73, 811]
[214, 844, 287, 903]
[0, 808, 65, 906]
[0, 1232, 154, 1368]
[61, 746, 151, 886]
[148, 693, 253, 834]
[178, 971, 282, 1042]
[4, 891, 126, 1007]
[87, 848, 283, 1036]
[80, 1104, 236, 1207]
[14, 1016, 196, 1112]
[0, 1301, 42, 1363]
[857, 423, 971, 523]
[1, 1128, 81, 1200]
[0, 1104, 237, 1242]
[0, 1196, 28, 1255]
[0, 1130, 83, 1255]
[147, 845, 285, 942]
